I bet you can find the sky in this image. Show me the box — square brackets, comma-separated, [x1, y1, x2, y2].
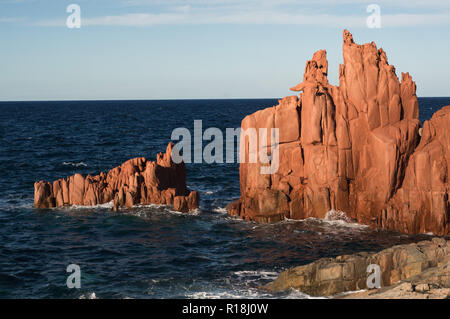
[0, 0, 450, 100]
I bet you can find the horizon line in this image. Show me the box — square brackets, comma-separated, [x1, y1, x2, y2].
[1, 96, 450, 103]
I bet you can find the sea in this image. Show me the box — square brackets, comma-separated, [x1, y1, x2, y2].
[0, 97, 449, 299]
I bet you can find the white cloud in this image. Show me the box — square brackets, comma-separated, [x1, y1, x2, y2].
[36, 12, 450, 28]
[0, 16, 26, 23]
[120, 0, 450, 8]
[33, 0, 450, 27]
[382, 13, 450, 27]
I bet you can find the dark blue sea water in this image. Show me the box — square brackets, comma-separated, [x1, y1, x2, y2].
[0, 97, 449, 299]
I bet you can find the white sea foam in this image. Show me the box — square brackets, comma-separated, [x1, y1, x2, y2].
[297, 209, 369, 230]
[212, 207, 228, 214]
[62, 201, 114, 210]
[280, 213, 368, 232]
[133, 203, 168, 210]
[332, 289, 367, 298]
[307, 216, 368, 230]
[187, 290, 260, 299]
[325, 209, 354, 223]
[283, 288, 326, 299]
[185, 269, 287, 299]
[63, 161, 88, 167]
[48, 201, 202, 219]
[130, 204, 202, 217]
[79, 292, 97, 299]
[233, 270, 279, 281]
[187, 287, 316, 300]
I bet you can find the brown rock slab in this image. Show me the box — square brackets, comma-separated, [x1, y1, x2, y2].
[265, 239, 450, 297]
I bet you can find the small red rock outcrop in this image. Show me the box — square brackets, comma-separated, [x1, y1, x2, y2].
[227, 30, 449, 235]
[34, 143, 199, 212]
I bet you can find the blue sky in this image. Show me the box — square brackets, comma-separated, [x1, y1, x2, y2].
[1, 0, 450, 100]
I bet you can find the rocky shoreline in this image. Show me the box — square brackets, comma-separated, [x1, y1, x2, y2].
[265, 238, 450, 299]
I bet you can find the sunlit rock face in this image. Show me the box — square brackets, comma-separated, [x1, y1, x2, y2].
[228, 30, 449, 236]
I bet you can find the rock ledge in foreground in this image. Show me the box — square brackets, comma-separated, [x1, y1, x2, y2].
[265, 238, 449, 298]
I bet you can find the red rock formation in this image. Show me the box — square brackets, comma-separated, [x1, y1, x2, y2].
[385, 106, 450, 234]
[34, 143, 199, 213]
[228, 30, 449, 235]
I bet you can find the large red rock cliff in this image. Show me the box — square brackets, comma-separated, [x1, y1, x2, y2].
[34, 142, 199, 212]
[227, 30, 449, 236]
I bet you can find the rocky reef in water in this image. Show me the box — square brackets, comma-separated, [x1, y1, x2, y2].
[227, 30, 450, 236]
[265, 238, 450, 299]
[34, 142, 199, 212]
